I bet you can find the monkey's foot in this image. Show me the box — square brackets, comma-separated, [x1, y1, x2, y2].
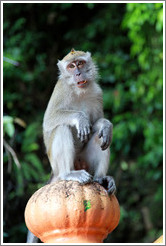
[94, 176, 116, 195]
[62, 170, 92, 184]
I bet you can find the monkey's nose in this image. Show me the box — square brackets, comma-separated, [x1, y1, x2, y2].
[76, 72, 81, 76]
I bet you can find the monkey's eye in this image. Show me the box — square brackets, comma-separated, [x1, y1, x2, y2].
[68, 63, 75, 69]
[78, 60, 85, 67]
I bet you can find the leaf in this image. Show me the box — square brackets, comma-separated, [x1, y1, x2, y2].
[22, 143, 39, 152]
[13, 163, 24, 196]
[22, 161, 41, 181]
[121, 161, 128, 171]
[21, 162, 32, 181]
[24, 153, 45, 174]
[14, 117, 26, 128]
[3, 115, 13, 124]
[4, 122, 15, 138]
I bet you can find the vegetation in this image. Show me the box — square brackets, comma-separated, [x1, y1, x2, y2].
[3, 3, 163, 243]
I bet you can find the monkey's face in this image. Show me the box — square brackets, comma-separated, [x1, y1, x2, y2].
[66, 59, 88, 88]
[57, 50, 98, 88]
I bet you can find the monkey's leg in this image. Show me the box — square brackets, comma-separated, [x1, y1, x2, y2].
[49, 125, 92, 184]
[80, 131, 116, 194]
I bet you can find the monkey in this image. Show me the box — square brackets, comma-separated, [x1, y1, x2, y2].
[43, 48, 116, 193]
[26, 49, 116, 243]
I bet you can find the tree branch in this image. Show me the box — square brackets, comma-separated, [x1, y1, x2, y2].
[3, 139, 21, 169]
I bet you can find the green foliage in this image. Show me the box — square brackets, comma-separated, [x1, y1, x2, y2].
[3, 2, 163, 243]
[3, 117, 47, 241]
[3, 116, 15, 137]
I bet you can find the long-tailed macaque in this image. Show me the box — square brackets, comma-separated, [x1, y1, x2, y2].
[43, 48, 115, 192]
[26, 49, 116, 243]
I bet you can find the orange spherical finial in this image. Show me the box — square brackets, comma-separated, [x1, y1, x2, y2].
[25, 181, 120, 243]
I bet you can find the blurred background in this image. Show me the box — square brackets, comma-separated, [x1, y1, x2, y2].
[3, 2, 163, 243]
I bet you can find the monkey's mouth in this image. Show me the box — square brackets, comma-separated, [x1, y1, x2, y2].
[77, 80, 87, 88]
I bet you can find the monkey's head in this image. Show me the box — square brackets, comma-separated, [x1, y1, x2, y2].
[57, 49, 98, 88]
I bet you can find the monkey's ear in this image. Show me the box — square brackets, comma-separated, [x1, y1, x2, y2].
[84, 51, 92, 61]
[57, 59, 61, 68]
[85, 51, 91, 57]
[57, 60, 67, 74]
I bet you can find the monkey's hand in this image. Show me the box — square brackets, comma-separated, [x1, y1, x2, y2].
[94, 176, 116, 195]
[75, 112, 91, 142]
[98, 123, 113, 150]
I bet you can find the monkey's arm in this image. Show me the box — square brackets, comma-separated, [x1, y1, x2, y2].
[93, 118, 113, 150]
[92, 119, 115, 194]
[43, 109, 91, 142]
